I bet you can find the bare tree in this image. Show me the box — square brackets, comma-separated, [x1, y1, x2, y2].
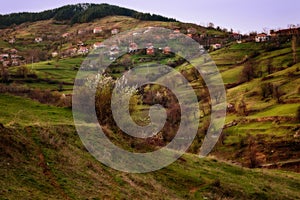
[273, 84, 284, 103]
[240, 62, 254, 82]
[0, 64, 9, 83]
[208, 22, 214, 28]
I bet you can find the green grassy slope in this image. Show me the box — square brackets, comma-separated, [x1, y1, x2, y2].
[0, 95, 300, 199]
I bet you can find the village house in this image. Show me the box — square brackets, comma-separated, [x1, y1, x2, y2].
[62, 33, 70, 38]
[51, 52, 59, 58]
[9, 49, 18, 54]
[35, 37, 43, 43]
[11, 59, 20, 66]
[10, 54, 21, 59]
[146, 43, 155, 55]
[163, 46, 171, 55]
[133, 32, 141, 36]
[211, 43, 222, 50]
[108, 44, 119, 59]
[272, 27, 300, 37]
[78, 29, 86, 35]
[110, 44, 119, 51]
[111, 28, 119, 35]
[63, 48, 77, 57]
[0, 54, 9, 61]
[146, 47, 155, 55]
[77, 41, 84, 46]
[143, 29, 150, 34]
[109, 44, 119, 55]
[93, 42, 106, 49]
[93, 27, 103, 34]
[8, 38, 16, 44]
[255, 33, 269, 42]
[109, 45, 119, 60]
[2, 60, 11, 67]
[77, 46, 89, 55]
[173, 29, 181, 34]
[128, 42, 138, 53]
[232, 32, 242, 41]
[187, 33, 193, 38]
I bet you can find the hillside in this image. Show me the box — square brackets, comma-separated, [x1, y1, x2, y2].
[0, 4, 300, 200]
[1, 94, 300, 199]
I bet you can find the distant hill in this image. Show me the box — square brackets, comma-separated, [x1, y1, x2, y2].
[0, 3, 177, 28]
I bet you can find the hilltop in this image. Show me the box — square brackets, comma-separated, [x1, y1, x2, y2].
[0, 3, 176, 28]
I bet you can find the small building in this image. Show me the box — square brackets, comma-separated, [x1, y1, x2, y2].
[51, 52, 59, 58]
[77, 41, 85, 46]
[273, 28, 300, 37]
[11, 54, 21, 59]
[255, 33, 269, 42]
[0, 54, 9, 60]
[11, 59, 20, 66]
[211, 43, 222, 50]
[35, 37, 43, 43]
[2, 60, 11, 67]
[129, 42, 138, 53]
[163, 46, 171, 55]
[78, 29, 86, 35]
[62, 33, 70, 38]
[110, 44, 119, 52]
[93, 27, 103, 34]
[93, 42, 106, 49]
[77, 46, 89, 55]
[109, 45, 120, 58]
[232, 32, 242, 40]
[9, 49, 18, 54]
[8, 38, 16, 44]
[64, 48, 78, 57]
[173, 29, 181, 34]
[111, 28, 119, 35]
[146, 43, 155, 55]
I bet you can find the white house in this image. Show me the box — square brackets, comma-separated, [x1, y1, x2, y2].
[93, 42, 106, 49]
[11, 59, 20, 66]
[129, 42, 138, 53]
[211, 43, 222, 50]
[93, 27, 103, 34]
[78, 29, 86, 35]
[8, 38, 15, 44]
[51, 52, 59, 58]
[111, 28, 119, 35]
[255, 33, 269, 42]
[77, 46, 89, 55]
[62, 33, 70, 38]
[35, 37, 43, 43]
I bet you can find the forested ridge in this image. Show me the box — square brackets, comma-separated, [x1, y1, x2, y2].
[0, 3, 177, 28]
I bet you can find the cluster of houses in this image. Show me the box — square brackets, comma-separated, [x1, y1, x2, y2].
[53, 27, 184, 59]
[6, 25, 299, 67]
[254, 27, 300, 43]
[0, 49, 23, 67]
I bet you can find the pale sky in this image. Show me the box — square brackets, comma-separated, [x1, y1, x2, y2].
[0, 0, 299, 34]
